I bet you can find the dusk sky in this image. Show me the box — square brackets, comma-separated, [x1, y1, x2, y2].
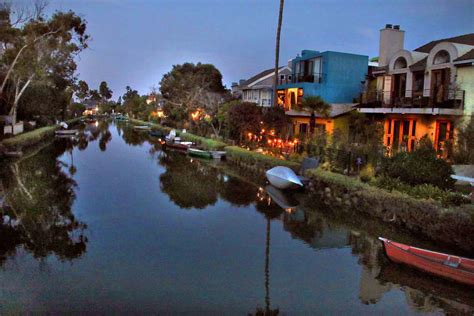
[46, 0, 474, 98]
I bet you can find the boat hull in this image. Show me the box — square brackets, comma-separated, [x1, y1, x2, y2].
[266, 166, 303, 190]
[164, 142, 191, 151]
[188, 148, 212, 159]
[55, 130, 78, 136]
[379, 237, 474, 286]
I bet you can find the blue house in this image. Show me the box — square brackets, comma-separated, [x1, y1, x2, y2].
[276, 50, 368, 135]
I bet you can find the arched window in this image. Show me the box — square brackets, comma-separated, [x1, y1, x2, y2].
[433, 50, 450, 65]
[394, 57, 407, 69]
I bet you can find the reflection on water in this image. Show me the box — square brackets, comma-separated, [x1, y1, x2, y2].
[0, 119, 472, 314]
[0, 139, 87, 265]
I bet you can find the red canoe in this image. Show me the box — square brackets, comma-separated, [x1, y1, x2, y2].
[379, 237, 474, 286]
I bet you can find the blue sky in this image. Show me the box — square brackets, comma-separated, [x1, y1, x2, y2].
[46, 0, 474, 99]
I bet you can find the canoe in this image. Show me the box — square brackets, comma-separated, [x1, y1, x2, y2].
[211, 151, 226, 160]
[2, 151, 23, 158]
[266, 166, 303, 190]
[379, 237, 474, 286]
[165, 141, 192, 151]
[55, 129, 78, 136]
[188, 148, 212, 159]
[133, 125, 151, 131]
[149, 130, 164, 137]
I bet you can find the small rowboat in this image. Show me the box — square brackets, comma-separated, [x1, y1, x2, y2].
[188, 148, 212, 159]
[379, 237, 474, 286]
[2, 151, 23, 158]
[55, 129, 78, 136]
[149, 130, 164, 137]
[133, 125, 151, 131]
[211, 151, 226, 160]
[165, 141, 193, 151]
[266, 166, 303, 190]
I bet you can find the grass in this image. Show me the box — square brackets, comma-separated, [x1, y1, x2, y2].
[224, 146, 300, 171]
[1, 117, 84, 149]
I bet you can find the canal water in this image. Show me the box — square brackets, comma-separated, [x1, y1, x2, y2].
[0, 120, 473, 314]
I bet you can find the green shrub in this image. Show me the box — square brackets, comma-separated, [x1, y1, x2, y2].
[381, 137, 455, 190]
[224, 146, 299, 171]
[375, 175, 470, 207]
[359, 163, 375, 183]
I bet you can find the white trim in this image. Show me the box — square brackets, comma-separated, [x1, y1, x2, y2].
[357, 107, 464, 116]
[247, 66, 291, 87]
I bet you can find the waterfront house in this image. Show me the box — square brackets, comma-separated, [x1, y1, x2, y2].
[277, 50, 368, 136]
[237, 66, 291, 107]
[358, 25, 474, 157]
[83, 99, 99, 116]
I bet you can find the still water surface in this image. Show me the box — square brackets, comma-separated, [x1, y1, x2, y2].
[0, 120, 473, 314]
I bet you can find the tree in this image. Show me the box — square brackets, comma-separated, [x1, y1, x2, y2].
[262, 107, 290, 137]
[159, 62, 226, 126]
[99, 81, 112, 102]
[296, 96, 331, 134]
[272, 0, 284, 107]
[227, 101, 262, 142]
[75, 80, 89, 103]
[89, 89, 101, 102]
[0, 5, 89, 123]
[454, 117, 474, 164]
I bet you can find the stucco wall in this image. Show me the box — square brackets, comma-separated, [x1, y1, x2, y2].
[278, 51, 368, 103]
[457, 66, 474, 115]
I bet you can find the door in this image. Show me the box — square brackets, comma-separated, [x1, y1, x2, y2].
[393, 73, 407, 106]
[434, 120, 453, 157]
[431, 69, 449, 105]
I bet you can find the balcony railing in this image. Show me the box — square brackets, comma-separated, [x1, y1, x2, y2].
[360, 89, 465, 110]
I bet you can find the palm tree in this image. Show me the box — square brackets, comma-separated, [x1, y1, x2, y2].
[296, 96, 331, 134]
[272, 0, 285, 107]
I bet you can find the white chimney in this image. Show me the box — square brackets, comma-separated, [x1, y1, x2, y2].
[379, 24, 404, 67]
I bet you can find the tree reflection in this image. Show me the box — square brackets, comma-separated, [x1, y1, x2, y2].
[159, 152, 220, 209]
[219, 176, 257, 207]
[0, 141, 87, 265]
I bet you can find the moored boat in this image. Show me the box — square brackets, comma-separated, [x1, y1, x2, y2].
[133, 125, 151, 131]
[164, 141, 193, 151]
[379, 237, 474, 286]
[210, 151, 226, 160]
[188, 148, 212, 159]
[266, 166, 303, 190]
[55, 129, 78, 136]
[149, 130, 164, 137]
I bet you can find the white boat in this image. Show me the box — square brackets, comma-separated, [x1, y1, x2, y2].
[55, 129, 78, 136]
[266, 166, 303, 190]
[133, 125, 151, 131]
[211, 151, 226, 160]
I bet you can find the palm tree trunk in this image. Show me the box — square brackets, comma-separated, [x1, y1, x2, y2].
[272, 0, 285, 107]
[310, 111, 316, 134]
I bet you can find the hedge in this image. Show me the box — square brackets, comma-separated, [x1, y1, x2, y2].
[306, 168, 474, 252]
[224, 146, 300, 172]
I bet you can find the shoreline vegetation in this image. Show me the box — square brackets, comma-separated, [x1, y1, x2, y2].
[1, 117, 84, 151]
[3, 116, 473, 252]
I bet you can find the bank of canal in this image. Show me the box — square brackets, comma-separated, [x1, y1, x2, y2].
[0, 120, 473, 314]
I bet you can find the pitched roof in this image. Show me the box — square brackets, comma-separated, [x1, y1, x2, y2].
[241, 67, 287, 87]
[454, 48, 474, 62]
[409, 57, 427, 71]
[414, 33, 474, 53]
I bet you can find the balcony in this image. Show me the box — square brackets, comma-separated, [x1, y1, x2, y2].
[360, 89, 465, 114]
[278, 72, 323, 85]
